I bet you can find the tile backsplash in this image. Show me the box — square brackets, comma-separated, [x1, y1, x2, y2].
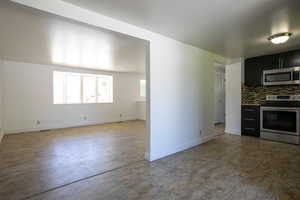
[242, 84, 300, 104]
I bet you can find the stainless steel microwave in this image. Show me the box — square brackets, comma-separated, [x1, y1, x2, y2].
[263, 67, 300, 86]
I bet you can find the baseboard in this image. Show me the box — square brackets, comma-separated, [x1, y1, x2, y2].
[144, 152, 150, 161]
[149, 134, 219, 162]
[4, 118, 139, 135]
[225, 128, 241, 135]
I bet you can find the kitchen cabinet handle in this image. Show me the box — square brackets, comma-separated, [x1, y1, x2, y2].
[244, 118, 255, 121]
[279, 58, 282, 68]
[244, 128, 255, 131]
[280, 58, 282, 68]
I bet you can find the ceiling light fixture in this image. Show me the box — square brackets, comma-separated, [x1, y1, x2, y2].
[268, 32, 292, 44]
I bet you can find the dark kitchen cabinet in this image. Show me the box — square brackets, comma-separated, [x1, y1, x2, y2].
[244, 49, 300, 86]
[279, 50, 300, 68]
[241, 105, 260, 137]
[245, 55, 276, 86]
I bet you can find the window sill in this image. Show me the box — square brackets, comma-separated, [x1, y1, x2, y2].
[136, 100, 146, 103]
[54, 102, 114, 105]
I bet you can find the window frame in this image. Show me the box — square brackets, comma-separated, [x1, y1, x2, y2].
[139, 79, 146, 98]
[53, 71, 113, 105]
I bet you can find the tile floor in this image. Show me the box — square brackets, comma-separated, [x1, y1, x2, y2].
[0, 120, 146, 200]
[1, 121, 300, 200]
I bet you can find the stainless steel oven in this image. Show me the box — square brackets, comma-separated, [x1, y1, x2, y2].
[263, 67, 300, 86]
[261, 106, 300, 144]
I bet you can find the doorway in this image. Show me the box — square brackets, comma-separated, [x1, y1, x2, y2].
[214, 63, 226, 135]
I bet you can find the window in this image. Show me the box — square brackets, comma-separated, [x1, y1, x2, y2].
[66, 74, 81, 104]
[83, 76, 96, 103]
[53, 71, 113, 104]
[140, 80, 146, 97]
[97, 77, 113, 103]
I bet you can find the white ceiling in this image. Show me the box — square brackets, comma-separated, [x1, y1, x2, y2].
[0, 0, 147, 72]
[63, 0, 300, 59]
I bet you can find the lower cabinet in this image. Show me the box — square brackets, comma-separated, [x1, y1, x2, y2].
[241, 105, 260, 137]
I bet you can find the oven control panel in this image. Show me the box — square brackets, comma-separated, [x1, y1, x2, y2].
[266, 95, 300, 101]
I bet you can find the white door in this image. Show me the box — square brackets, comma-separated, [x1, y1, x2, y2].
[215, 70, 225, 123]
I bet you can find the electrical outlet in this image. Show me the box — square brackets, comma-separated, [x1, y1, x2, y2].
[81, 116, 87, 121]
[37, 120, 41, 125]
[119, 114, 123, 123]
[200, 130, 202, 136]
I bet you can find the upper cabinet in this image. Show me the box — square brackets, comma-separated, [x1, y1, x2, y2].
[245, 55, 276, 86]
[279, 50, 300, 68]
[244, 49, 300, 86]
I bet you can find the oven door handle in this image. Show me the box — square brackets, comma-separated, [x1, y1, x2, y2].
[261, 107, 300, 112]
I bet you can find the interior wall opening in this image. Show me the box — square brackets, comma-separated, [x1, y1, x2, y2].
[0, 1, 150, 199]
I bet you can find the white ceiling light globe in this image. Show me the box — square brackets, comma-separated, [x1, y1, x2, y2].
[268, 32, 292, 44]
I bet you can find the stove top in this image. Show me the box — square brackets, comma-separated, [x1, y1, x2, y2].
[262, 95, 300, 107]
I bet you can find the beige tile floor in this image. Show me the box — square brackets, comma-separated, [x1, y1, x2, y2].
[215, 123, 225, 135]
[1, 121, 300, 200]
[0, 120, 146, 200]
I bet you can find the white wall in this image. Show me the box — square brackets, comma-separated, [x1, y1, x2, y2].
[2, 60, 141, 134]
[12, 0, 229, 161]
[225, 61, 242, 135]
[0, 59, 3, 142]
[137, 102, 146, 120]
[241, 61, 245, 84]
[136, 73, 146, 120]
